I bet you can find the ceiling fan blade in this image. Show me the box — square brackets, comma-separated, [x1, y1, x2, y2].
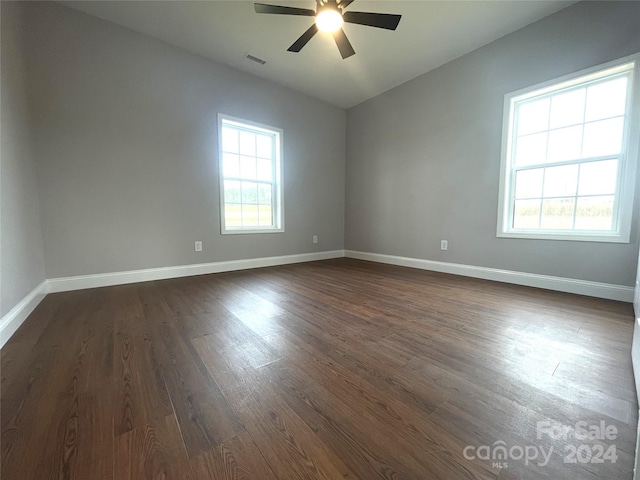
[333, 28, 355, 59]
[288, 24, 319, 52]
[254, 3, 315, 16]
[338, 0, 356, 9]
[343, 11, 401, 30]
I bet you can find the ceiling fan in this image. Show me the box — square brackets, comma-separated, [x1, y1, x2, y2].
[254, 0, 401, 59]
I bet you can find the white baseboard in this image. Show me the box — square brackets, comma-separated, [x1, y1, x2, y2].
[2, 249, 632, 348]
[47, 250, 346, 293]
[0, 281, 48, 349]
[345, 250, 634, 302]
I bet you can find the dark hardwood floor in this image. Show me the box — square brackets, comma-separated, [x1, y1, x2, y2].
[1, 258, 637, 479]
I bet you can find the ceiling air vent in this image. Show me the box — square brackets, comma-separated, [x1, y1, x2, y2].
[245, 54, 266, 65]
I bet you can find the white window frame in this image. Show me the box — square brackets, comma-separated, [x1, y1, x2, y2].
[218, 114, 284, 234]
[497, 53, 640, 243]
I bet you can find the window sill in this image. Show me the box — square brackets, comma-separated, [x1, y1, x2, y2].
[497, 230, 629, 243]
[221, 227, 284, 235]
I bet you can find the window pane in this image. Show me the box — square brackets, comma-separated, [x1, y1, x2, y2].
[547, 125, 582, 163]
[515, 132, 547, 167]
[223, 153, 240, 178]
[582, 117, 624, 158]
[222, 127, 239, 153]
[541, 198, 575, 229]
[543, 164, 578, 198]
[513, 199, 541, 229]
[258, 184, 272, 205]
[585, 77, 628, 122]
[241, 182, 258, 204]
[225, 204, 242, 227]
[224, 180, 241, 203]
[515, 168, 543, 199]
[259, 205, 273, 226]
[256, 134, 272, 159]
[257, 158, 273, 182]
[517, 98, 549, 135]
[239, 155, 257, 179]
[239, 131, 256, 156]
[241, 204, 259, 226]
[578, 159, 618, 196]
[549, 88, 585, 129]
[575, 196, 614, 231]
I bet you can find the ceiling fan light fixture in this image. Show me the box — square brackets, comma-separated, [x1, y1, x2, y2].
[254, 0, 401, 58]
[315, 7, 343, 33]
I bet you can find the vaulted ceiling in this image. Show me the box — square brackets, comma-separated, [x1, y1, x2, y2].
[61, 1, 575, 108]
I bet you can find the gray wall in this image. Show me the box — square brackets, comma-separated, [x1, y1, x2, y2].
[5, 0, 638, 305]
[1, 2, 47, 317]
[346, 1, 640, 286]
[23, 2, 346, 279]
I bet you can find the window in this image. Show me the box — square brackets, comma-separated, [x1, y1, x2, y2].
[218, 115, 283, 234]
[497, 55, 640, 242]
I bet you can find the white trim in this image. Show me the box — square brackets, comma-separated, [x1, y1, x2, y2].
[0, 281, 48, 348]
[47, 250, 344, 293]
[496, 230, 630, 243]
[345, 250, 633, 302]
[218, 113, 284, 235]
[497, 52, 640, 243]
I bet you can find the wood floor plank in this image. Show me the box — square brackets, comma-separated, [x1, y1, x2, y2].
[272, 311, 448, 416]
[263, 327, 447, 449]
[194, 333, 359, 479]
[113, 285, 173, 435]
[1, 292, 82, 431]
[21, 292, 115, 479]
[54, 390, 114, 480]
[29, 390, 114, 480]
[262, 362, 418, 480]
[190, 431, 278, 480]
[174, 307, 240, 339]
[233, 377, 359, 480]
[266, 356, 500, 480]
[115, 413, 194, 480]
[1, 294, 82, 472]
[149, 316, 244, 458]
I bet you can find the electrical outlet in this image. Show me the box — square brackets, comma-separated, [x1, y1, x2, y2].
[313, 235, 318, 244]
[440, 240, 448, 251]
[195, 241, 202, 252]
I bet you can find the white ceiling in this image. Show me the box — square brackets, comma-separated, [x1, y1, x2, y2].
[60, 0, 575, 108]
